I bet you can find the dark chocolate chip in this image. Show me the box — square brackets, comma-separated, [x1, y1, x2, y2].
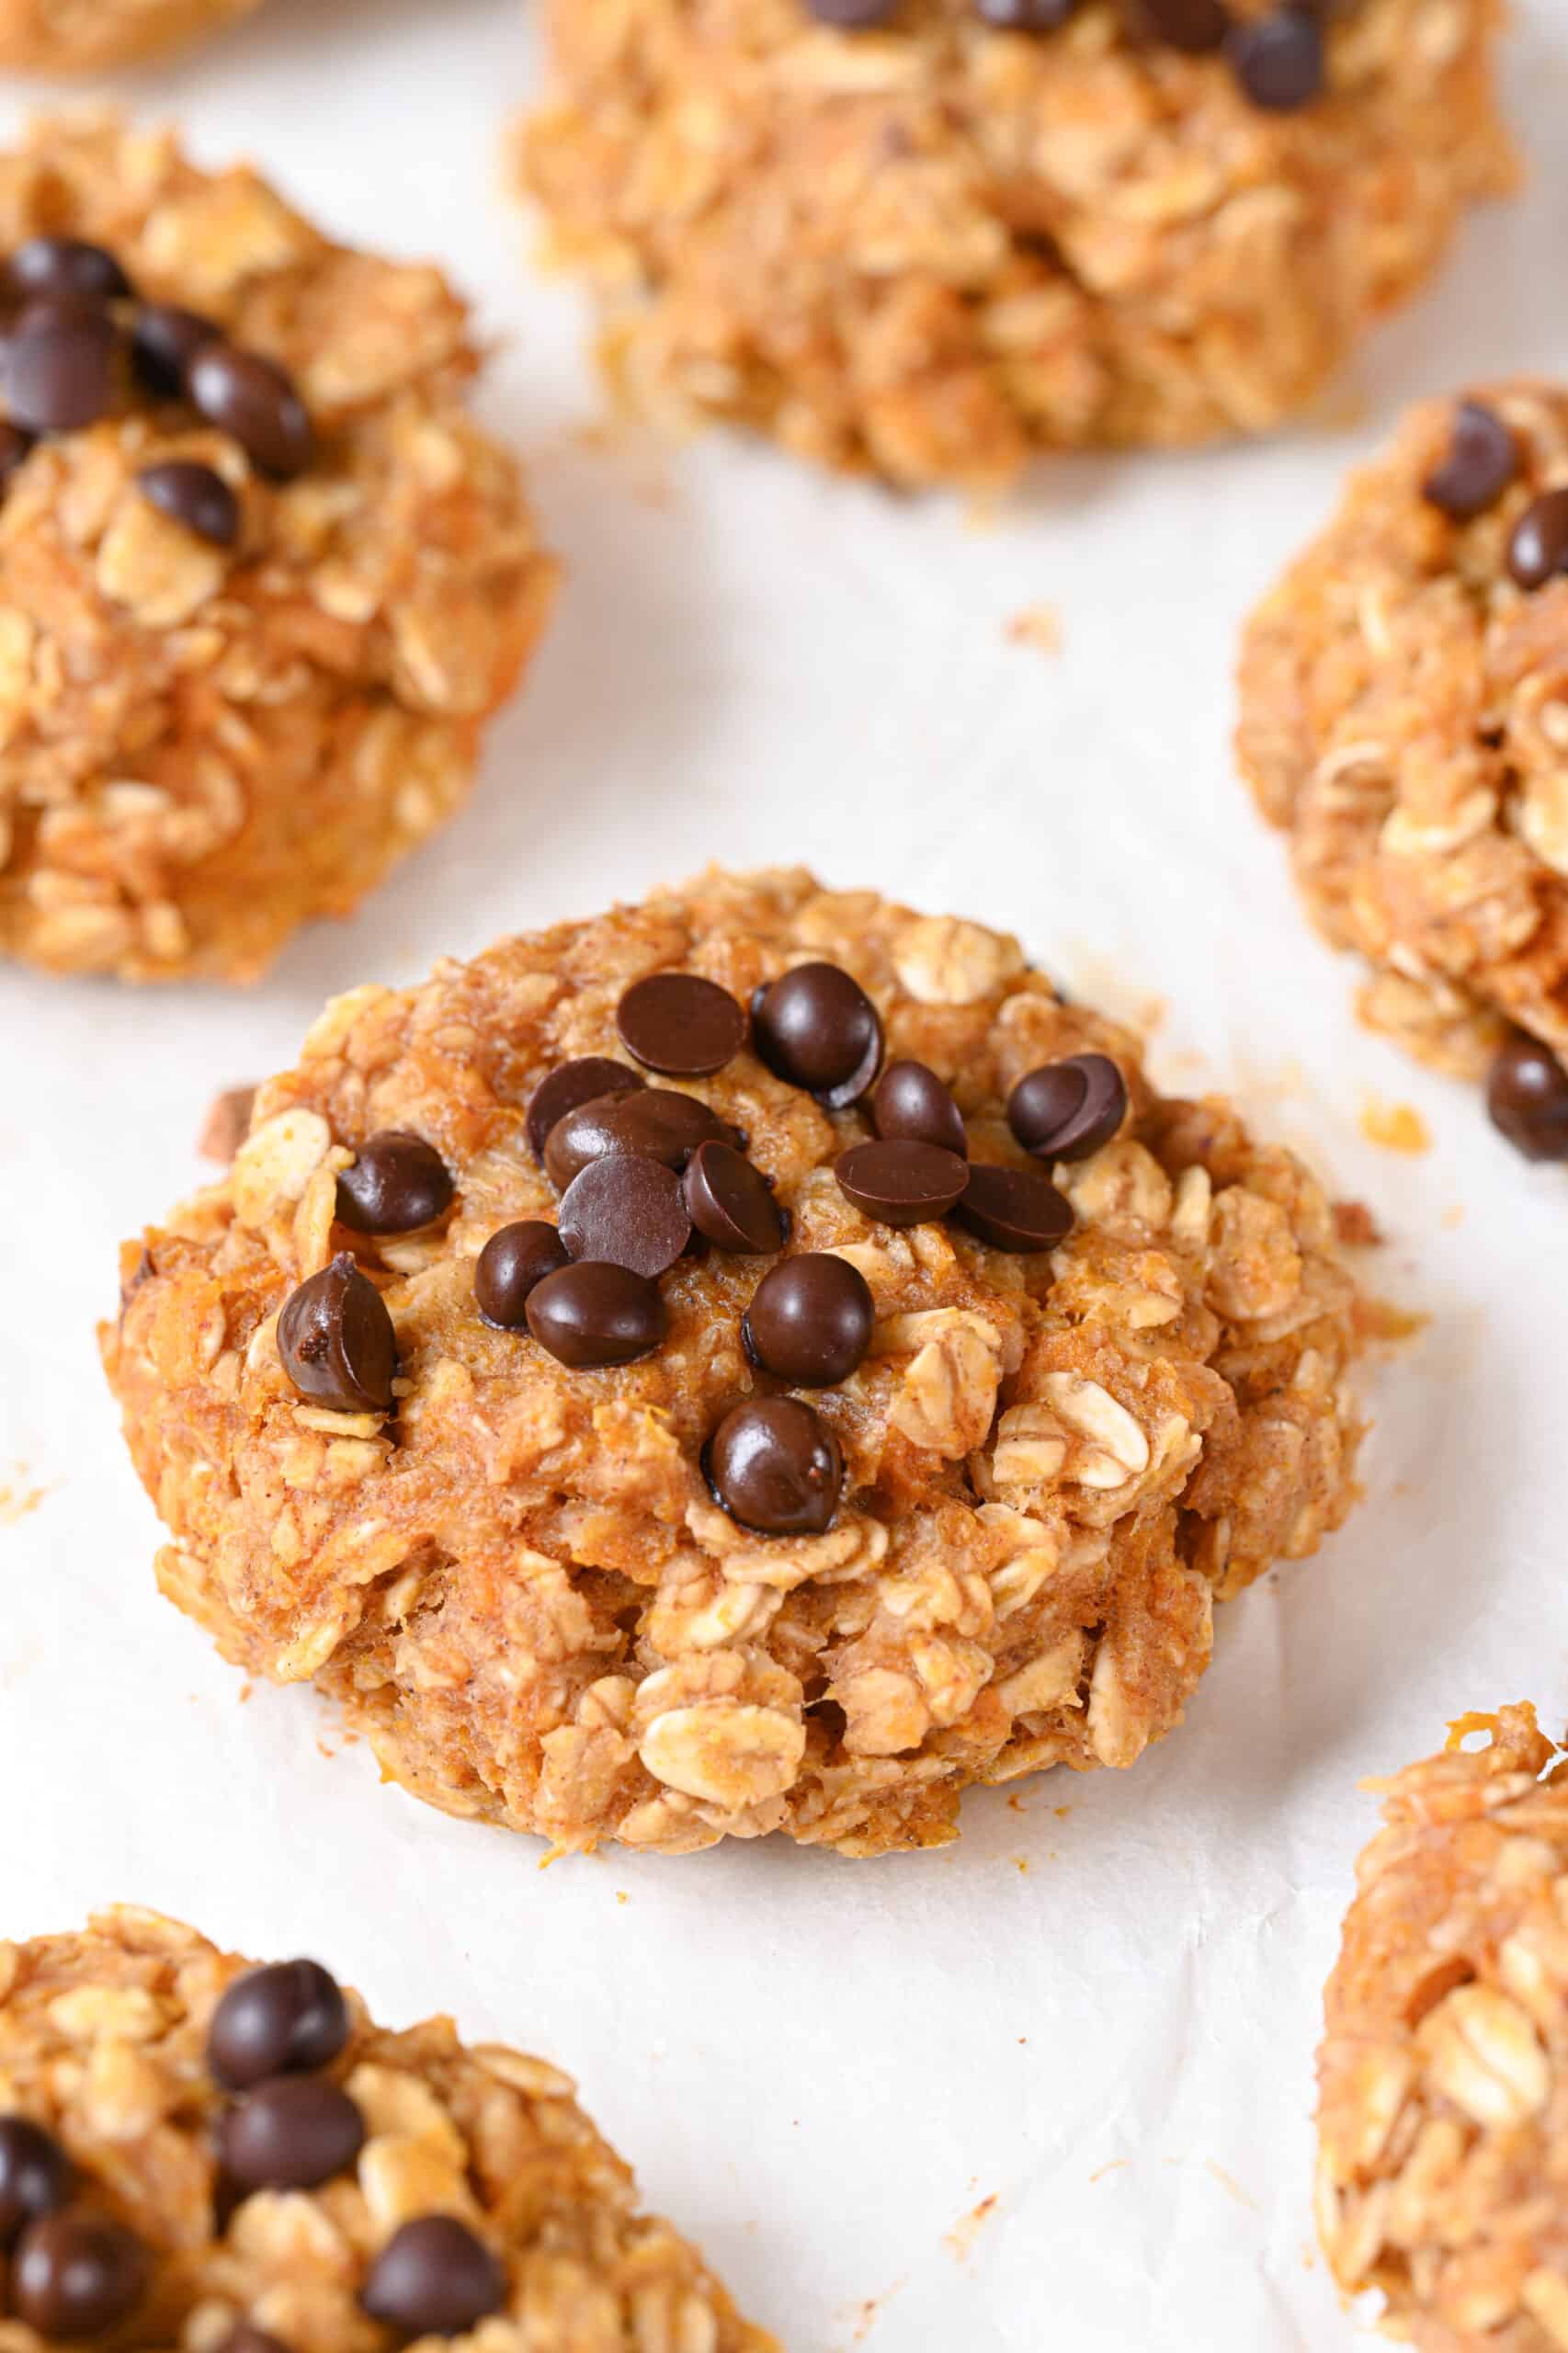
[974, 0, 1077, 24]
[558, 1154, 692, 1278]
[6, 236, 131, 306]
[525, 1261, 667, 1369]
[0, 2118, 73, 2249]
[1007, 1052, 1128, 1162]
[207, 1960, 350, 2091]
[1124, 0, 1229, 48]
[138, 459, 240, 549]
[525, 1057, 644, 1163]
[751, 963, 882, 1107]
[1226, 6, 1324, 108]
[802, 0, 897, 20]
[131, 303, 222, 399]
[0, 419, 34, 487]
[11, 2215, 147, 2340]
[277, 1252, 397, 1414]
[335, 1131, 454, 1235]
[188, 344, 313, 479]
[834, 1138, 968, 1227]
[544, 1088, 735, 1190]
[6, 305, 119, 435]
[870, 1059, 966, 1156]
[217, 2077, 365, 2194]
[1508, 489, 1568, 592]
[616, 972, 748, 1077]
[742, 1254, 874, 1387]
[362, 2216, 507, 2338]
[953, 1162, 1074, 1253]
[474, 1221, 571, 1326]
[1485, 1032, 1568, 1161]
[1421, 401, 1517, 523]
[706, 1397, 844, 1535]
[682, 1141, 787, 1254]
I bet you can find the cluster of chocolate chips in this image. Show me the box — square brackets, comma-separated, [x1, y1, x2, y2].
[0, 1957, 512, 2345]
[0, 233, 314, 545]
[803, 0, 1336, 115]
[1420, 396, 1568, 595]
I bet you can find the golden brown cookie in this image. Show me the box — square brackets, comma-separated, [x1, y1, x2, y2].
[103, 868, 1367, 1858]
[0, 116, 555, 983]
[0, 1906, 774, 2351]
[0, 0, 256, 69]
[514, 0, 1515, 490]
[1316, 1706, 1568, 2349]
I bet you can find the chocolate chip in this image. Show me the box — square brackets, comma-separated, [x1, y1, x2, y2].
[1125, 0, 1229, 48]
[6, 305, 119, 435]
[751, 963, 882, 1107]
[616, 972, 748, 1076]
[525, 1261, 667, 1369]
[0, 2118, 73, 2249]
[474, 1221, 571, 1325]
[11, 2215, 147, 2340]
[362, 2216, 507, 2338]
[975, 0, 1076, 23]
[835, 1138, 968, 1227]
[131, 303, 222, 398]
[706, 1398, 844, 1535]
[215, 2327, 290, 2353]
[1421, 401, 1517, 523]
[953, 1162, 1074, 1252]
[138, 459, 240, 549]
[1226, 6, 1324, 108]
[278, 1252, 397, 1414]
[525, 1057, 643, 1163]
[544, 1088, 735, 1190]
[0, 419, 34, 488]
[217, 2077, 365, 2193]
[1485, 1032, 1568, 1161]
[870, 1059, 967, 1156]
[742, 1254, 874, 1387]
[558, 1154, 692, 1277]
[207, 1959, 350, 2090]
[682, 1141, 787, 1254]
[802, 0, 897, 20]
[188, 344, 313, 479]
[6, 236, 131, 306]
[1007, 1052, 1128, 1162]
[335, 1131, 454, 1235]
[1507, 489, 1568, 592]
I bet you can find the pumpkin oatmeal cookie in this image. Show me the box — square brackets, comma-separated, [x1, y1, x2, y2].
[1239, 382, 1568, 1162]
[102, 869, 1367, 1858]
[0, 1906, 774, 2352]
[1316, 1706, 1568, 2348]
[512, 0, 1514, 491]
[0, 0, 256, 70]
[0, 115, 555, 983]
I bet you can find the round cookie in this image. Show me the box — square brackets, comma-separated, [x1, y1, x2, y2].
[514, 0, 1515, 490]
[0, 116, 555, 983]
[103, 868, 1366, 1858]
[0, 1906, 773, 2350]
[1238, 381, 1568, 1160]
[1316, 1706, 1568, 2348]
[0, 0, 256, 69]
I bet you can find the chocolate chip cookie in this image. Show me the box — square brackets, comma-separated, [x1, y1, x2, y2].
[0, 0, 256, 67]
[0, 1907, 773, 2349]
[103, 869, 1366, 1857]
[515, 0, 1515, 489]
[0, 116, 555, 983]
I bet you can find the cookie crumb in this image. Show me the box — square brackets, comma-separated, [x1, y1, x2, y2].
[1333, 1199, 1383, 1247]
[1006, 603, 1062, 657]
[1359, 1097, 1431, 1153]
[196, 1084, 256, 1164]
[943, 2194, 998, 2266]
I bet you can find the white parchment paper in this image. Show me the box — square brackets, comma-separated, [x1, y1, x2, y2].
[3, 6, 1568, 2344]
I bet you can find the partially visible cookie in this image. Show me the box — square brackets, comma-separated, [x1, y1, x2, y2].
[515, 0, 1515, 489]
[0, 1906, 775, 2351]
[0, 0, 256, 69]
[0, 115, 555, 983]
[1239, 382, 1568, 1161]
[1316, 1706, 1568, 2348]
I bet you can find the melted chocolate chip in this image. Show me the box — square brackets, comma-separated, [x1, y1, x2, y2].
[1226, 6, 1324, 108]
[1485, 1032, 1568, 1161]
[214, 2327, 290, 2353]
[742, 1254, 874, 1387]
[801, 0, 897, 19]
[1507, 489, 1568, 592]
[131, 303, 222, 399]
[544, 1088, 735, 1190]
[835, 1138, 968, 1227]
[6, 305, 119, 435]
[682, 1141, 786, 1254]
[207, 1960, 350, 2091]
[217, 2078, 365, 2194]
[616, 972, 748, 1076]
[1125, 0, 1229, 48]
[870, 1059, 967, 1156]
[335, 1131, 454, 1235]
[362, 2217, 507, 2338]
[525, 1057, 644, 1163]
[138, 459, 240, 549]
[525, 1261, 667, 1369]
[558, 1154, 692, 1277]
[6, 236, 131, 306]
[0, 2118, 73, 2249]
[953, 1162, 1074, 1253]
[1007, 1052, 1127, 1162]
[1421, 401, 1517, 523]
[474, 1221, 571, 1326]
[277, 1252, 397, 1414]
[188, 344, 313, 479]
[11, 2215, 148, 2339]
[975, 0, 1077, 22]
[707, 1398, 844, 1535]
[751, 963, 882, 1107]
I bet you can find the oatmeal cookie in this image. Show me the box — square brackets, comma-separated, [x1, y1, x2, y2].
[0, 0, 256, 69]
[1238, 382, 1568, 1161]
[0, 1906, 774, 2352]
[0, 115, 555, 983]
[103, 869, 1365, 1858]
[513, 0, 1514, 491]
[1316, 1706, 1568, 2349]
